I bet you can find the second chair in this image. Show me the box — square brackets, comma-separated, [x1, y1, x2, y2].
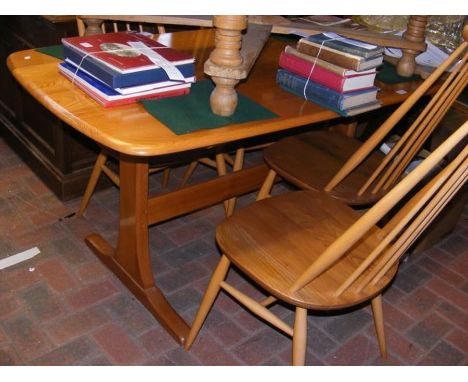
[258, 30, 468, 206]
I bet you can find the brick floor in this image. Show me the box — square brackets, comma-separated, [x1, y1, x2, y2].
[0, 135, 467, 366]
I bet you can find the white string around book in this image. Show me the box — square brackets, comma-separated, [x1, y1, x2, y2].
[69, 44, 186, 88]
[302, 34, 351, 101]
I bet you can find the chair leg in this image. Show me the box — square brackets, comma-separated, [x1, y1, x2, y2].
[184, 255, 231, 350]
[256, 169, 277, 201]
[371, 294, 387, 359]
[180, 160, 199, 187]
[226, 148, 245, 216]
[215, 153, 230, 213]
[161, 168, 170, 188]
[223, 153, 234, 166]
[292, 307, 308, 366]
[77, 151, 108, 217]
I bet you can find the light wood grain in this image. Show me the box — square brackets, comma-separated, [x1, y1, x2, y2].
[264, 130, 387, 206]
[217, 190, 394, 309]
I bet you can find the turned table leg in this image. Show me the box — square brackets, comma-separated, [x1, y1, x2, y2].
[397, 16, 429, 77]
[207, 15, 247, 116]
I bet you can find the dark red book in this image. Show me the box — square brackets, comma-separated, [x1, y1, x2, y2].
[279, 51, 377, 93]
[62, 31, 194, 73]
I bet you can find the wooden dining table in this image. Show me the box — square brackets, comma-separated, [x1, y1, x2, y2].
[7, 28, 431, 345]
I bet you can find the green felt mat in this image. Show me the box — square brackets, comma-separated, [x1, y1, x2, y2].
[141, 80, 278, 135]
[36, 45, 64, 60]
[376, 61, 421, 84]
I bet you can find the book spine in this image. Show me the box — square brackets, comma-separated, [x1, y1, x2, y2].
[64, 46, 196, 88]
[278, 52, 345, 92]
[60, 66, 190, 107]
[284, 46, 349, 76]
[276, 69, 345, 110]
[305, 36, 383, 58]
[296, 41, 361, 71]
[64, 46, 119, 88]
[285, 46, 378, 77]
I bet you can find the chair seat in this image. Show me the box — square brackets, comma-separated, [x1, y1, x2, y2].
[263, 130, 387, 206]
[216, 190, 398, 310]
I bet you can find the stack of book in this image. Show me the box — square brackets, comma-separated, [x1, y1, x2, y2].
[277, 32, 384, 116]
[59, 31, 196, 107]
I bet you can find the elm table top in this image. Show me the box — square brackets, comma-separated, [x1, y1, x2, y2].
[7, 29, 427, 157]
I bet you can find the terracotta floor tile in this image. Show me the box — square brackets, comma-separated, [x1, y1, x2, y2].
[0, 136, 467, 366]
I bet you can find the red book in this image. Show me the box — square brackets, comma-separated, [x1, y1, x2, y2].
[278, 51, 377, 93]
[62, 31, 194, 74]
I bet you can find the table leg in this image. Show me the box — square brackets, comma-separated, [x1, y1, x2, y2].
[85, 161, 272, 345]
[85, 158, 190, 344]
[397, 16, 428, 77]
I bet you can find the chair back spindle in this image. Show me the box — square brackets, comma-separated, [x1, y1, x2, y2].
[291, 121, 468, 295]
[364, 53, 468, 195]
[323, 38, 468, 197]
[77, 16, 168, 37]
[357, 147, 467, 291]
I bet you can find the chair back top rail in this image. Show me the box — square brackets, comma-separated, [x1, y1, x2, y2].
[77, 16, 172, 37]
[76, 15, 213, 37]
[291, 120, 468, 293]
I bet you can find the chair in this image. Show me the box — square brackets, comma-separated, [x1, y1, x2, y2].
[257, 27, 468, 206]
[184, 120, 467, 365]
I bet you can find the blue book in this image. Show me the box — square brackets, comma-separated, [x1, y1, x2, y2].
[276, 69, 380, 117]
[58, 62, 191, 106]
[63, 45, 195, 89]
[304, 33, 384, 58]
[59, 61, 120, 96]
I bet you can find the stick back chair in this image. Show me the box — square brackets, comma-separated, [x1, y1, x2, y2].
[184, 120, 467, 365]
[257, 27, 468, 207]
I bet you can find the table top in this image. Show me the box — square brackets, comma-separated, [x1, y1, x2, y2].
[7, 29, 429, 157]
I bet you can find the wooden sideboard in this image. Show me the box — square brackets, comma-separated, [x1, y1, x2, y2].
[0, 16, 109, 200]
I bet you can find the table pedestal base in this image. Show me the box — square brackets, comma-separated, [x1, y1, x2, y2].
[85, 159, 270, 344]
[86, 233, 190, 344]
